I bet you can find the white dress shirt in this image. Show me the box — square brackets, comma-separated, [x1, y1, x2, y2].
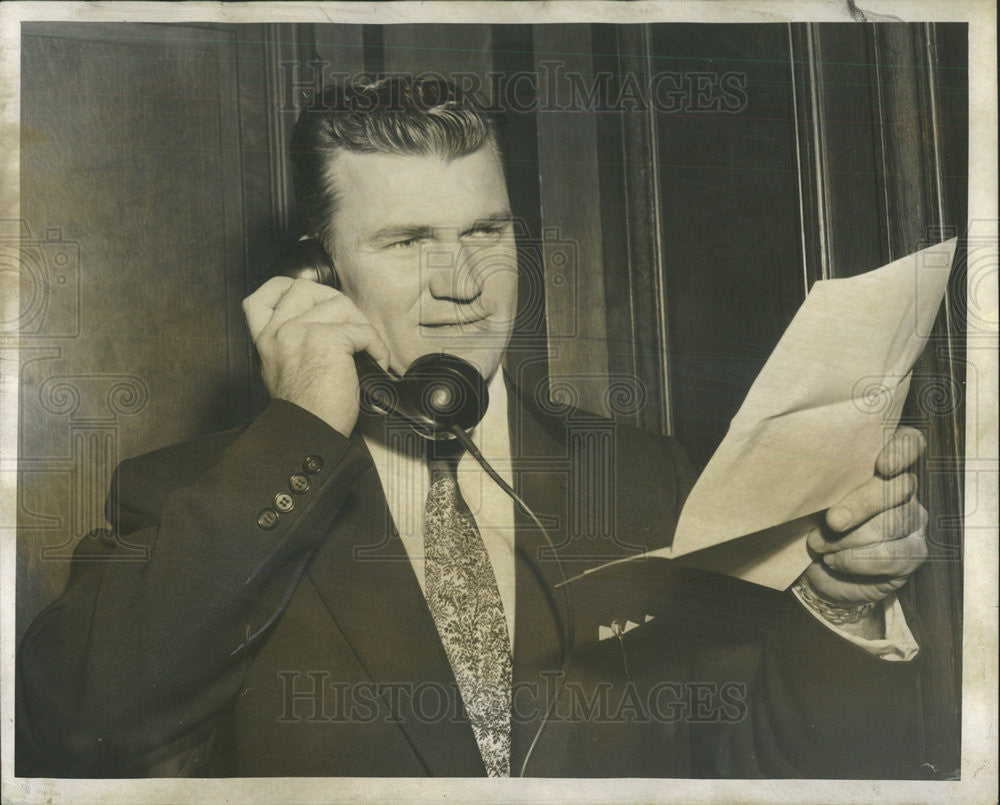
[362, 372, 918, 661]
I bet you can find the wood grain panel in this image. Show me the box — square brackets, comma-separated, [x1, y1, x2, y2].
[870, 23, 966, 780]
[595, 23, 673, 434]
[788, 22, 967, 778]
[381, 23, 494, 89]
[18, 22, 261, 639]
[491, 25, 550, 407]
[651, 24, 807, 469]
[532, 24, 611, 418]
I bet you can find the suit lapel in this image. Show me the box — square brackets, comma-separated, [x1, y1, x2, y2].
[305, 434, 485, 777]
[303, 377, 617, 777]
[505, 373, 655, 775]
[505, 374, 574, 775]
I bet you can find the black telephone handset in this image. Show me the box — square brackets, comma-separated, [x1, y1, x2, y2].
[355, 350, 488, 440]
[267, 239, 489, 439]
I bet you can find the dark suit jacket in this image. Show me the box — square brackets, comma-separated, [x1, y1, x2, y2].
[17, 377, 924, 778]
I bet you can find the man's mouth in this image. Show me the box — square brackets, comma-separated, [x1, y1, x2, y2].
[419, 315, 488, 328]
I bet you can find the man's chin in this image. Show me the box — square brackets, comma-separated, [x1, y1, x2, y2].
[459, 351, 504, 384]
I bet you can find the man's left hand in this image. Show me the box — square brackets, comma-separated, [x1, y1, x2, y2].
[802, 426, 929, 607]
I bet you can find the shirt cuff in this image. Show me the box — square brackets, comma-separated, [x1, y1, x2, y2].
[791, 589, 920, 662]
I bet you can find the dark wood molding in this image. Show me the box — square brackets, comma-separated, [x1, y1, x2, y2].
[598, 24, 673, 435]
[262, 24, 313, 239]
[788, 21, 966, 779]
[787, 23, 831, 291]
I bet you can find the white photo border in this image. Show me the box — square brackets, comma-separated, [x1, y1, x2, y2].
[1, 2, 995, 803]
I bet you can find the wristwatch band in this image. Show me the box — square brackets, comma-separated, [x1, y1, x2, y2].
[792, 578, 878, 625]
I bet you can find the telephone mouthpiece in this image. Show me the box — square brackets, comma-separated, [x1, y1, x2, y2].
[400, 353, 489, 438]
[428, 385, 454, 412]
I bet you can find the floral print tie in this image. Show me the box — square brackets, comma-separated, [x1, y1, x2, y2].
[424, 451, 512, 777]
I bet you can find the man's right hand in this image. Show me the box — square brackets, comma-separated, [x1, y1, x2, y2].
[243, 277, 390, 437]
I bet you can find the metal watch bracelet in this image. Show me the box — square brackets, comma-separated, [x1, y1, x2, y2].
[792, 578, 878, 626]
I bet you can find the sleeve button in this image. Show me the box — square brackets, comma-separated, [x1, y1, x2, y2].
[303, 455, 324, 474]
[257, 508, 279, 530]
[289, 473, 310, 494]
[273, 492, 295, 513]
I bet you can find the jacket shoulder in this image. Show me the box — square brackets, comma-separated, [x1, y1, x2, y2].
[507, 371, 697, 495]
[105, 425, 246, 532]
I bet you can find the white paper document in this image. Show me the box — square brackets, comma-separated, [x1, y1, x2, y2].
[568, 238, 957, 590]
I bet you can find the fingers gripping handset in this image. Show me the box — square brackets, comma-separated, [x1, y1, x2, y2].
[244, 239, 487, 439]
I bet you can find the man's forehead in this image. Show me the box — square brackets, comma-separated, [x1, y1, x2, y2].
[330, 147, 509, 223]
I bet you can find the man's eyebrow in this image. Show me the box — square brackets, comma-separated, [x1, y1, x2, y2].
[367, 211, 514, 245]
[367, 224, 435, 245]
[465, 210, 514, 233]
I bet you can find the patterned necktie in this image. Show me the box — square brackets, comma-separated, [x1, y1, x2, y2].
[424, 442, 513, 777]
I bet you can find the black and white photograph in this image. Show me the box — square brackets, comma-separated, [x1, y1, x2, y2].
[1, 1, 996, 802]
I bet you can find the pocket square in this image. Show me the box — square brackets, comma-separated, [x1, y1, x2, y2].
[598, 614, 655, 641]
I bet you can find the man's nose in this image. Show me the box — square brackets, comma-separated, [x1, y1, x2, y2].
[426, 242, 484, 302]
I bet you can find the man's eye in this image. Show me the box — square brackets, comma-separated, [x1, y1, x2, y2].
[466, 227, 505, 242]
[387, 237, 420, 250]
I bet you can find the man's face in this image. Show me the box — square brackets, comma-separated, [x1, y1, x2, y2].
[327, 146, 518, 381]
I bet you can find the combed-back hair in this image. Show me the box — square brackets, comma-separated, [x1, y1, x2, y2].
[289, 75, 498, 251]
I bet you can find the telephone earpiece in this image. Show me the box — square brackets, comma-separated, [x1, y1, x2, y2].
[266, 239, 489, 439]
[266, 237, 340, 289]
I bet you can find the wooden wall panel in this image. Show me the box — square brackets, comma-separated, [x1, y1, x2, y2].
[787, 22, 967, 778]
[17, 23, 263, 639]
[491, 25, 550, 403]
[595, 24, 673, 434]
[532, 24, 611, 418]
[310, 24, 366, 84]
[650, 24, 807, 469]
[871, 24, 966, 780]
[380, 24, 493, 85]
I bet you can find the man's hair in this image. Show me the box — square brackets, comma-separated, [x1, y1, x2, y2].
[289, 76, 499, 251]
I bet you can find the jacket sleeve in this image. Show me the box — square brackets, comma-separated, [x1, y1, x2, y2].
[612, 429, 925, 778]
[611, 561, 925, 779]
[745, 589, 925, 778]
[16, 400, 372, 777]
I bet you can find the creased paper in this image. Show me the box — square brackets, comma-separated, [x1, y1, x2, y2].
[567, 237, 957, 590]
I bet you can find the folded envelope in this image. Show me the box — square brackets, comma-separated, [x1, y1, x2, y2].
[564, 237, 957, 591]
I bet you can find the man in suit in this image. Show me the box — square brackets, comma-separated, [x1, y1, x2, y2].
[17, 77, 930, 779]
